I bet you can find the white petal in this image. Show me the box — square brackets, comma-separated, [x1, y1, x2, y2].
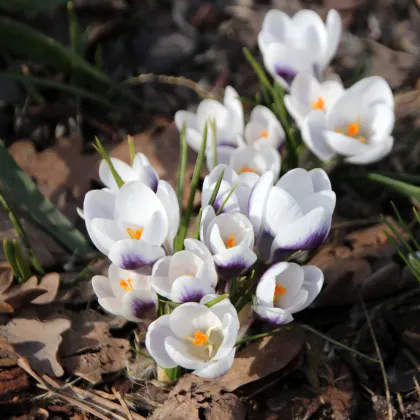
[186, 128, 206, 153]
[223, 86, 244, 136]
[288, 72, 321, 118]
[299, 190, 336, 215]
[347, 76, 394, 109]
[309, 168, 332, 192]
[366, 104, 395, 142]
[132, 153, 159, 192]
[255, 269, 276, 308]
[98, 297, 123, 317]
[170, 276, 215, 303]
[260, 9, 291, 46]
[344, 136, 394, 165]
[145, 315, 178, 368]
[193, 347, 236, 379]
[169, 250, 203, 280]
[206, 146, 235, 171]
[184, 239, 213, 263]
[108, 263, 151, 300]
[109, 239, 165, 270]
[121, 290, 157, 322]
[200, 295, 238, 325]
[284, 94, 305, 128]
[322, 9, 342, 68]
[275, 168, 313, 201]
[200, 205, 216, 244]
[92, 275, 113, 299]
[203, 164, 238, 190]
[140, 211, 168, 246]
[213, 245, 257, 279]
[99, 158, 133, 190]
[321, 80, 344, 109]
[325, 131, 370, 156]
[281, 288, 309, 313]
[300, 265, 324, 310]
[254, 305, 293, 325]
[165, 336, 208, 370]
[169, 302, 222, 339]
[175, 110, 198, 131]
[301, 110, 336, 162]
[91, 218, 124, 254]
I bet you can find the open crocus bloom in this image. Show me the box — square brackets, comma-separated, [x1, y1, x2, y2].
[249, 168, 336, 263]
[301, 76, 395, 163]
[284, 72, 344, 128]
[254, 262, 324, 325]
[151, 239, 218, 303]
[206, 146, 281, 181]
[175, 86, 244, 153]
[146, 295, 239, 378]
[201, 164, 259, 214]
[259, 9, 342, 89]
[92, 263, 158, 322]
[200, 205, 257, 279]
[84, 180, 179, 269]
[99, 153, 159, 192]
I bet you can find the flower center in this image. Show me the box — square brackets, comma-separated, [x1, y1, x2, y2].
[192, 331, 208, 346]
[120, 278, 134, 292]
[260, 130, 269, 138]
[312, 97, 325, 111]
[226, 233, 236, 249]
[335, 118, 367, 144]
[240, 166, 257, 174]
[126, 227, 144, 240]
[273, 284, 287, 301]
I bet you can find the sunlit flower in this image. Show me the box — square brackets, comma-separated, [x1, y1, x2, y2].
[151, 239, 218, 303]
[249, 168, 336, 263]
[145, 295, 239, 378]
[200, 205, 257, 279]
[202, 164, 259, 214]
[99, 153, 159, 192]
[254, 262, 324, 324]
[259, 9, 342, 89]
[301, 76, 395, 163]
[175, 86, 243, 152]
[83, 180, 180, 269]
[206, 145, 281, 180]
[92, 263, 157, 322]
[284, 72, 344, 128]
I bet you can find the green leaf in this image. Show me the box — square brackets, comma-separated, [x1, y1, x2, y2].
[0, 141, 92, 256]
[0, 0, 67, 12]
[368, 173, 420, 200]
[161, 366, 181, 382]
[176, 122, 188, 209]
[2, 239, 21, 281]
[204, 294, 229, 308]
[127, 135, 136, 166]
[93, 137, 124, 188]
[12, 239, 32, 283]
[207, 169, 224, 206]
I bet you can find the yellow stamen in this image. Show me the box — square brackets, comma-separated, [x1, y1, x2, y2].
[120, 278, 134, 292]
[226, 233, 235, 249]
[240, 165, 257, 174]
[312, 97, 325, 110]
[347, 122, 359, 137]
[273, 284, 287, 301]
[335, 118, 367, 144]
[126, 227, 144, 240]
[260, 130, 269, 138]
[192, 331, 208, 346]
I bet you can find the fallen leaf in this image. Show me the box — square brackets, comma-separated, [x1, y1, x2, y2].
[0, 366, 29, 401]
[60, 309, 129, 384]
[0, 316, 71, 377]
[150, 375, 246, 420]
[0, 263, 13, 294]
[217, 325, 305, 392]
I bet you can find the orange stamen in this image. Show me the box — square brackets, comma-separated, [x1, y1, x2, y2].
[335, 118, 367, 144]
[120, 278, 134, 292]
[347, 122, 359, 137]
[192, 331, 208, 346]
[312, 97, 325, 111]
[240, 165, 257, 174]
[260, 130, 269, 138]
[126, 227, 144, 240]
[226, 233, 235, 249]
[273, 284, 287, 301]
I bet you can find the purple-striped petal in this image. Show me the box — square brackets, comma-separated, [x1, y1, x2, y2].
[170, 276, 215, 303]
[122, 290, 158, 322]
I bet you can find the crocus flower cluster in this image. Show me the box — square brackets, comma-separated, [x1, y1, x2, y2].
[83, 5, 395, 381]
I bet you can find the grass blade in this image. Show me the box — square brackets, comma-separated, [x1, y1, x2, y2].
[368, 173, 420, 200]
[207, 169, 224, 206]
[93, 137, 124, 188]
[216, 184, 238, 215]
[127, 135, 136, 166]
[176, 122, 188, 207]
[2, 239, 21, 281]
[12, 240, 32, 283]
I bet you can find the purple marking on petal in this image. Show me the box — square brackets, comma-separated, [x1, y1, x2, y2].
[131, 298, 156, 320]
[178, 288, 206, 303]
[216, 257, 252, 280]
[217, 141, 237, 148]
[267, 314, 288, 326]
[257, 229, 274, 262]
[120, 253, 151, 270]
[147, 168, 159, 193]
[274, 65, 297, 87]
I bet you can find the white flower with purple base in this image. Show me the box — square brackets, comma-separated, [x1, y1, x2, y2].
[92, 263, 157, 322]
[200, 205, 257, 279]
[175, 86, 244, 152]
[249, 168, 336, 263]
[99, 153, 159, 192]
[254, 262, 324, 325]
[259, 9, 342, 89]
[83, 180, 179, 269]
[151, 239, 218, 303]
[145, 295, 239, 378]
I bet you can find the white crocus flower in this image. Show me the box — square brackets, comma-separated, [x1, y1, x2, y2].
[201, 164, 259, 215]
[249, 168, 336, 263]
[254, 262, 324, 325]
[99, 153, 159, 192]
[206, 146, 281, 181]
[92, 263, 157, 322]
[200, 205, 257, 279]
[151, 239, 218, 303]
[146, 295, 239, 378]
[83, 180, 179, 269]
[301, 76, 395, 164]
[175, 86, 244, 152]
[259, 9, 342, 89]
[284, 72, 344, 128]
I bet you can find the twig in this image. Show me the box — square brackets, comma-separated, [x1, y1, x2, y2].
[112, 387, 133, 420]
[356, 291, 393, 420]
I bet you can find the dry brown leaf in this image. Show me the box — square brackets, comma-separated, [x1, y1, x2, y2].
[0, 263, 13, 294]
[150, 375, 246, 420]
[0, 316, 71, 377]
[217, 326, 305, 392]
[30, 273, 60, 304]
[0, 366, 29, 401]
[60, 309, 129, 384]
